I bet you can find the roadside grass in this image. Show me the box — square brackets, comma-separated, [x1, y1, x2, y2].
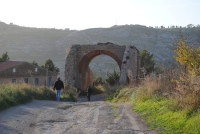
[133, 88, 200, 134]
[79, 85, 105, 96]
[105, 86, 133, 103]
[92, 85, 105, 95]
[106, 86, 200, 134]
[61, 88, 77, 102]
[111, 104, 120, 118]
[111, 104, 118, 110]
[0, 83, 77, 111]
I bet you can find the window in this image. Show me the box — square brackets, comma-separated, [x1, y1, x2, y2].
[12, 79, 16, 83]
[24, 78, 28, 83]
[35, 78, 39, 86]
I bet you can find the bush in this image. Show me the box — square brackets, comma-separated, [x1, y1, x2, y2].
[172, 34, 200, 110]
[92, 85, 105, 95]
[94, 76, 106, 86]
[0, 83, 77, 111]
[105, 70, 120, 86]
[105, 86, 134, 103]
[61, 89, 77, 102]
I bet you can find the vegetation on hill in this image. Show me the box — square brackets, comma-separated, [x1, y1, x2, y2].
[140, 49, 156, 76]
[1, 21, 200, 79]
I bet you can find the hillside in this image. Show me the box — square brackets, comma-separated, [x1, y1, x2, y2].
[0, 21, 200, 78]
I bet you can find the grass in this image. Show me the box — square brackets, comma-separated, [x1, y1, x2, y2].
[106, 86, 200, 134]
[92, 85, 105, 95]
[132, 96, 187, 134]
[61, 88, 77, 102]
[111, 104, 120, 118]
[105, 86, 133, 103]
[132, 94, 200, 134]
[0, 83, 77, 111]
[79, 85, 105, 96]
[111, 104, 118, 110]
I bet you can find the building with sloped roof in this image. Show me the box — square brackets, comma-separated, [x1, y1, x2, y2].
[0, 61, 57, 86]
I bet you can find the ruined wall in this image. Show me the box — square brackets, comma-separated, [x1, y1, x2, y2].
[119, 45, 140, 85]
[65, 42, 140, 90]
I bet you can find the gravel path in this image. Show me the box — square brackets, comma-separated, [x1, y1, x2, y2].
[0, 94, 157, 134]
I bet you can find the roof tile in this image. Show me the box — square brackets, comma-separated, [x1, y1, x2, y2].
[0, 61, 24, 72]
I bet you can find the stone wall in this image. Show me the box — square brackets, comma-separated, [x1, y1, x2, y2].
[119, 45, 140, 85]
[65, 42, 140, 90]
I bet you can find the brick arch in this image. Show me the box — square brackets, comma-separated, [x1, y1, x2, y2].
[78, 50, 122, 73]
[65, 43, 140, 90]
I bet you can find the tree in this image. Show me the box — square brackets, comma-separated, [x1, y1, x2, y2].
[174, 34, 200, 76]
[187, 24, 194, 28]
[140, 50, 155, 75]
[42, 59, 60, 73]
[94, 76, 106, 85]
[0, 52, 10, 62]
[171, 25, 175, 28]
[32, 60, 38, 66]
[160, 25, 165, 29]
[173, 34, 200, 110]
[105, 70, 120, 86]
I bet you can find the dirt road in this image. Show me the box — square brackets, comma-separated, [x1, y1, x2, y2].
[0, 94, 157, 134]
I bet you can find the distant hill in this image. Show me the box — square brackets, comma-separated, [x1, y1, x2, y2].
[0, 21, 200, 78]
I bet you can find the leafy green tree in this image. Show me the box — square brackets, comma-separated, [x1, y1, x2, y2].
[105, 70, 120, 86]
[42, 59, 60, 73]
[0, 52, 10, 62]
[32, 60, 38, 66]
[94, 76, 106, 85]
[140, 50, 155, 75]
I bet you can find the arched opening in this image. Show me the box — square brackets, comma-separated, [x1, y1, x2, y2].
[78, 50, 122, 89]
[89, 55, 120, 82]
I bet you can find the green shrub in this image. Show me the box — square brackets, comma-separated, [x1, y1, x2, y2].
[0, 83, 77, 111]
[94, 76, 106, 86]
[105, 86, 134, 103]
[61, 88, 77, 102]
[105, 70, 120, 86]
[92, 85, 105, 95]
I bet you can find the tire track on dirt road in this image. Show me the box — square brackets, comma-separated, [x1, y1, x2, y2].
[0, 94, 157, 134]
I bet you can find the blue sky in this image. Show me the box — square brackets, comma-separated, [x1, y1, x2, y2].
[0, 0, 199, 30]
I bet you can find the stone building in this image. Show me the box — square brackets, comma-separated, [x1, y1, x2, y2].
[0, 61, 57, 86]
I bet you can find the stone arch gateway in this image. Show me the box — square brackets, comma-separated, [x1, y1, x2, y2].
[65, 42, 140, 90]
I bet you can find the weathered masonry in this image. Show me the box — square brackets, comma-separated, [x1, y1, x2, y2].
[65, 42, 140, 90]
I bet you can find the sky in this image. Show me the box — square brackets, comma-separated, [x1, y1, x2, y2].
[0, 0, 199, 30]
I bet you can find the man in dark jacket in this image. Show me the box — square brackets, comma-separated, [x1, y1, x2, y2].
[53, 77, 64, 101]
[86, 86, 92, 101]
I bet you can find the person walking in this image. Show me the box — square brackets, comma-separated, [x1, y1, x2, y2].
[53, 77, 64, 101]
[86, 86, 92, 101]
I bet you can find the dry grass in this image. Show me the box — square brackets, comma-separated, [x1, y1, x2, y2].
[139, 66, 200, 111]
